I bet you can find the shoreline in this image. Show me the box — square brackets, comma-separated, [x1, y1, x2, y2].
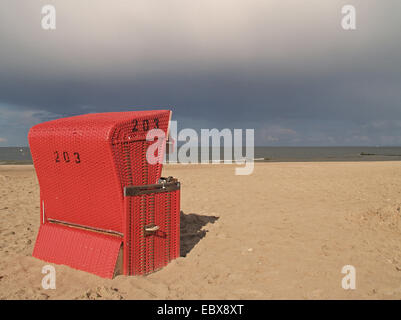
[2, 147, 401, 165]
[2, 158, 401, 165]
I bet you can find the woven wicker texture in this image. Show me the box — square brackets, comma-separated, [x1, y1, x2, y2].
[29, 110, 171, 233]
[29, 110, 180, 278]
[33, 223, 122, 278]
[125, 189, 180, 275]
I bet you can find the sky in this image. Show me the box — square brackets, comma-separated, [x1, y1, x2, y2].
[0, 0, 400, 146]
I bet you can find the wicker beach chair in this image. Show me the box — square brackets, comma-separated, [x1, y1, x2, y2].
[28, 110, 180, 278]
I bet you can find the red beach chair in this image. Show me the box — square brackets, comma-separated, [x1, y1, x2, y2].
[28, 110, 180, 278]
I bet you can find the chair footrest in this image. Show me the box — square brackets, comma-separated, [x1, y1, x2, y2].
[33, 223, 122, 278]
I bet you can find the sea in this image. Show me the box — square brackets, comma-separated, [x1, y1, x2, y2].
[1, 146, 401, 164]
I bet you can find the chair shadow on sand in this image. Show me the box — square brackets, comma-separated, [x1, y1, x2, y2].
[180, 211, 219, 257]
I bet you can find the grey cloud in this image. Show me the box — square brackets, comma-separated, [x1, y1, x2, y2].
[0, 0, 400, 146]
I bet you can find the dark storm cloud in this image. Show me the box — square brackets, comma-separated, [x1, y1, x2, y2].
[0, 67, 399, 123]
[0, 0, 400, 145]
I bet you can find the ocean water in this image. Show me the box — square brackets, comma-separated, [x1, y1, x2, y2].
[0, 147, 32, 163]
[1, 146, 401, 163]
[251, 146, 401, 162]
[166, 146, 401, 162]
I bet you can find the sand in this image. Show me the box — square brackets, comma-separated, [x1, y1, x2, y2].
[1, 162, 401, 299]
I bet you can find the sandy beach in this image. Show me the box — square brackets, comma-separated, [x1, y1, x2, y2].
[1, 162, 401, 299]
